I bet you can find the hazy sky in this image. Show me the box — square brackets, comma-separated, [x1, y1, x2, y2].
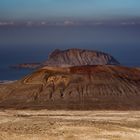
[0, 0, 140, 20]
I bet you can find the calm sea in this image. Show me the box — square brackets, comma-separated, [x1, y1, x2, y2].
[0, 25, 140, 80]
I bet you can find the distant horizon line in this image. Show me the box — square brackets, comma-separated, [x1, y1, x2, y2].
[0, 19, 140, 27]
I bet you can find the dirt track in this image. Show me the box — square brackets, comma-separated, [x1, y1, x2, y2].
[0, 110, 140, 140]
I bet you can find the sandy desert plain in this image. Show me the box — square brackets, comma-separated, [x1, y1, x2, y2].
[0, 110, 139, 140]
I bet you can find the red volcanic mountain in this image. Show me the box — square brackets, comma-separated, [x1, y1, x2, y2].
[0, 64, 140, 110]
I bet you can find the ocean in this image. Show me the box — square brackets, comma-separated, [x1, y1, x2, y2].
[0, 25, 140, 80]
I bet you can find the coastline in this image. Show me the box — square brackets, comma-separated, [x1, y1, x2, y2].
[0, 80, 16, 84]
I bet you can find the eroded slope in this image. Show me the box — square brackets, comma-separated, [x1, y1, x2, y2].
[0, 65, 140, 109]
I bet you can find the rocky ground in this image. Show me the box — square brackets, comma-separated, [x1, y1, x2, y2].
[0, 110, 140, 140]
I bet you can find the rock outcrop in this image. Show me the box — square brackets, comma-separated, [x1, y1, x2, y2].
[44, 48, 120, 66]
[0, 65, 140, 110]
